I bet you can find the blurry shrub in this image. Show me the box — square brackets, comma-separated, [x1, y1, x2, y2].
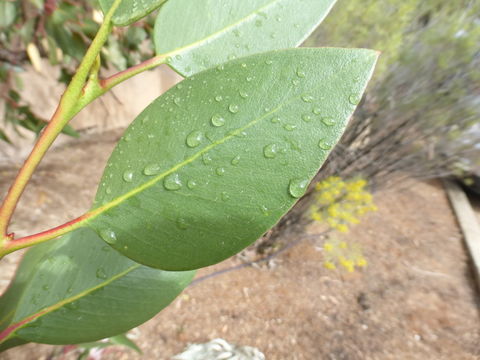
[309, 0, 480, 185]
[0, 0, 156, 143]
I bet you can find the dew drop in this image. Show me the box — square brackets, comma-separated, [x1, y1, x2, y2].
[321, 117, 336, 126]
[105, 187, 112, 195]
[349, 94, 361, 105]
[124, 134, 132, 142]
[229, 104, 239, 114]
[96, 268, 107, 280]
[186, 130, 203, 147]
[294, 23, 300, 28]
[173, 97, 181, 106]
[271, 116, 281, 124]
[187, 179, 197, 189]
[270, 33, 277, 39]
[246, 76, 253, 82]
[284, 124, 297, 131]
[260, 205, 269, 215]
[215, 95, 223, 102]
[263, 143, 278, 158]
[302, 114, 312, 123]
[231, 155, 241, 165]
[211, 114, 226, 127]
[312, 107, 322, 115]
[318, 139, 332, 150]
[143, 163, 161, 175]
[122, 170, 133, 182]
[142, 116, 150, 124]
[100, 229, 117, 244]
[221, 192, 230, 201]
[288, 178, 309, 198]
[217, 64, 225, 71]
[301, 94, 314, 103]
[164, 173, 182, 191]
[202, 153, 213, 165]
[276, 15, 282, 22]
[101, 245, 110, 252]
[216, 167, 226, 176]
[239, 90, 249, 99]
[175, 54, 182, 60]
[42, 284, 50, 291]
[176, 217, 188, 230]
[241, 63, 247, 68]
[296, 68, 306, 78]
[228, 54, 236, 60]
[265, 59, 273, 65]
[176, 83, 184, 90]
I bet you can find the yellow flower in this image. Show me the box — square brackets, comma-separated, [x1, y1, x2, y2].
[323, 261, 336, 270]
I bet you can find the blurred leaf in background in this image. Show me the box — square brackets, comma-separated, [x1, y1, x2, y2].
[0, 0, 158, 144]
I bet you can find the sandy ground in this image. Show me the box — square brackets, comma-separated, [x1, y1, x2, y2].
[0, 129, 479, 359]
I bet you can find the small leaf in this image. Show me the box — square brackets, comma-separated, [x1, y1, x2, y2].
[0, 228, 194, 348]
[99, 0, 168, 26]
[86, 48, 378, 270]
[154, 0, 337, 76]
[110, 334, 141, 353]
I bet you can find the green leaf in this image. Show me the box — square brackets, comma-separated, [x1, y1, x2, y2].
[110, 334, 141, 353]
[86, 48, 378, 270]
[0, 1, 16, 28]
[99, 0, 168, 26]
[0, 228, 194, 348]
[154, 0, 337, 76]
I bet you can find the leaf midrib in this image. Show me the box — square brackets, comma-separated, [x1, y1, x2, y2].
[157, 0, 283, 56]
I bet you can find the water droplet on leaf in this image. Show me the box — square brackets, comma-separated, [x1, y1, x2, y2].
[271, 116, 280, 124]
[186, 131, 203, 147]
[211, 115, 225, 127]
[349, 94, 361, 105]
[216, 167, 226, 176]
[221, 192, 230, 201]
[296, 68, 306, 78]
[96, 268, 107, 280]
[100, 229, 117, 244]
[229, 104, 239, 113]
[187, 180, 197, 189]
[321, 117, 335, 126]
[318, 139, 332, 150]
[164, 173, 182, 191]
[302, 114, 312, 122]
[202, 153, 212, 165]
[123, 170, 134, 182]
[264, 143, 278, 158]
[231, 155, 241, 165]
[289, 178, 309, 198]
[143, 163, 161, 176]
[301, 94, 314, 103]
[284, 124, 297, 131]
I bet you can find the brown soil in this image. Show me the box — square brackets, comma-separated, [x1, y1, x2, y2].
[1, 132, 479, 359]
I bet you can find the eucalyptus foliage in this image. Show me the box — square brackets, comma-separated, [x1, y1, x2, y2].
[0, 0, 377, 353]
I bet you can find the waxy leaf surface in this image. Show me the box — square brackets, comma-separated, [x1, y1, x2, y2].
[0, 228, 194, 349]
[100, 0, 167, 26]
[88, 48, 378, 270]
[154, 0, 337, 76]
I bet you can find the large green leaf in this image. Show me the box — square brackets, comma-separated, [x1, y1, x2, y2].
[86, 48, 378, 270]
[99, 0, 167, 26]
[0, 228, 194, 349]
[154, 0, 337, 76]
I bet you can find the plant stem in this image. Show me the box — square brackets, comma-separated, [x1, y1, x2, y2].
[73, 54, 168, 112]
[0, 0, 122, 245]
